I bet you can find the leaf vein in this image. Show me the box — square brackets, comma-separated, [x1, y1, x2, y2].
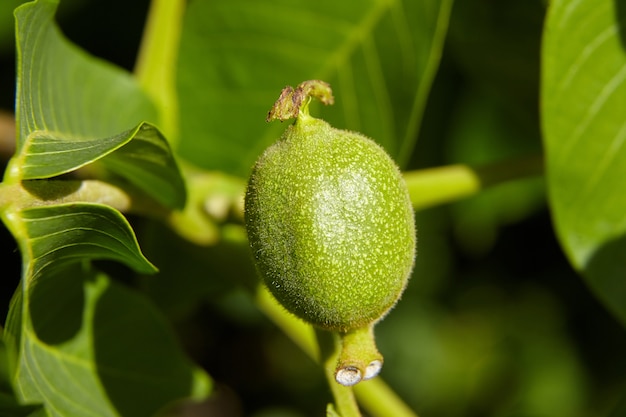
[558, 63, 626, 163]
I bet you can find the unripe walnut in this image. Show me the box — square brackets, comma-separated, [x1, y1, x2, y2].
[245, 81, 416, 385]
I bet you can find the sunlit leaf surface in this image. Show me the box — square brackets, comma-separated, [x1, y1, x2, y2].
[13, 0, 155, 152]
[542, 0, 626, 325]
[177, 0, 453, 176]
[11, 0, 185, 209]
[0, 2, 212, 415]
[20, 203, 156, 277]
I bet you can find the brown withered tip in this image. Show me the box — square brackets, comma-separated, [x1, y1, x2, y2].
[266, 80, 335, 122]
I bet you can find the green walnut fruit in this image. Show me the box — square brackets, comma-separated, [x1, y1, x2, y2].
[245, 81, 416, 334]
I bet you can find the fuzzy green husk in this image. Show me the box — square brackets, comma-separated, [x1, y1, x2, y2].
[245, 114, 416, 332]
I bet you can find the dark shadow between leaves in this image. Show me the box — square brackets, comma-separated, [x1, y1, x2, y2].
[140, 221, 258, 321]
[93, 278, 195, 417]
[608, 390, 626, 417]
[0, 398, 43, 417]
[615, 0, 626, 52]
[583, 233, 626, 329]
[29, 263, 85, 345]
[22, 180, 82, 201]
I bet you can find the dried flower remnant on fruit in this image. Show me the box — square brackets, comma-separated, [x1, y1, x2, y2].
[266, 80, 334, 122]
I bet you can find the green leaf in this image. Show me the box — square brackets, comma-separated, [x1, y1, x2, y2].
[8, 0, 186, 208]
[1, 2, 211, 414]
[18, 203, 156, 277]
[176, 0, 453, 176]
[0, 202, 210, 416]
[542, 0, 626, 325]
[5, 265, 211, 417]
[13, 0, 156, 154]
[10, 1, 185, 209]
[12, 124, 185, 210]
[15, 122, 185, 209]
[17, 130, 133, 180]
[99, 123, 186, 209]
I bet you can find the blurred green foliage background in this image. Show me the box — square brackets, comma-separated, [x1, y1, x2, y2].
[1, 0, 625, 416]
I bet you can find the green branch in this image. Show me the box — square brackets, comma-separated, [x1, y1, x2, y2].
[255, 286, 418, 417]
[353, 379, 419, 417]
[317, 330, 363, 417]
[404, 154, 544, 210]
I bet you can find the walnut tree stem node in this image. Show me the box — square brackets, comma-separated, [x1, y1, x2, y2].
[266, 80, 335, 122]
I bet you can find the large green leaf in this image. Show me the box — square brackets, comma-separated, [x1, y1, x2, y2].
[13, 0, 155, 153]
[1, 1, 210, 414]
[542, 0, 626, 325]
[9, 0, 185, 209]
[1, 203, 210, 416]
[6, 265, 210, 417]
[176, 0, 453, 176]
[13, 122, 185, 209]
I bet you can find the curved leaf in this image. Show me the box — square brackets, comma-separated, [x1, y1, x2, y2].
[18, 203, 156, 278]
[17, 122, 186, 209]
[10, 0, 185, 209]
[17, 131, 134, 180]
[1, 202, 212, 416]
[98, 123, 187, 209]
[1, 2, 211, 414]
[6, 266, 211, 417]
[13, 0, 156, 153]
[176, 0, 453, 176]
[542, 0, 626, 325]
